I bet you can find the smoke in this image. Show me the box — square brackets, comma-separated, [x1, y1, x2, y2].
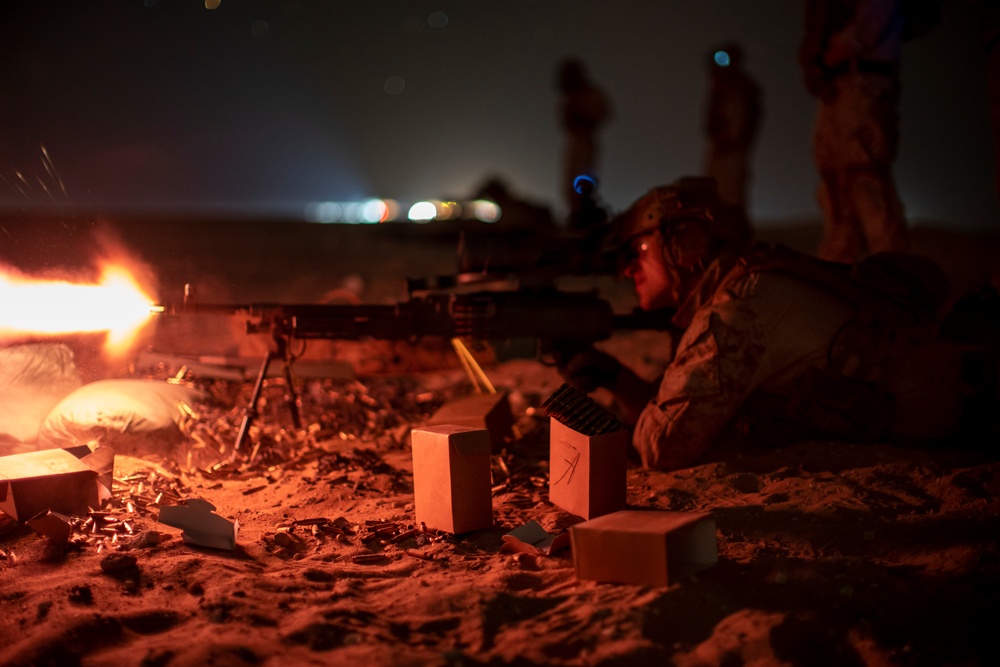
[90, 220, 160, 303]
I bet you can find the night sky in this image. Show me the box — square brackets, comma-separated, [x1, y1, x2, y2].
[1, 0, 997, 229]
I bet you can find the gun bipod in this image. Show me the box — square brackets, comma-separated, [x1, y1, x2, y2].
[235, 321, 302, 451]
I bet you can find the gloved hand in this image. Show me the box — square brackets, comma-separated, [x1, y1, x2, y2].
[554, 345, 622, 394]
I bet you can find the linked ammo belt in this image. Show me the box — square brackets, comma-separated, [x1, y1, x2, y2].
[826, 59, 898, 79]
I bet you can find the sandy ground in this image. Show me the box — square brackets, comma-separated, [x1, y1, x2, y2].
[1, 218, 999, 666]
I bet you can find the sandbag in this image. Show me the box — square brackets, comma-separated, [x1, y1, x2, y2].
[39, 379, 205, 456]
[0, 343, 83, 448]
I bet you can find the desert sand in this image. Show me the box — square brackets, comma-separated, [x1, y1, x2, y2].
[1, 217, 998, 666]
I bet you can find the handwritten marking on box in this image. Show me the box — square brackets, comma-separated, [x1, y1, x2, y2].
[549, 418, 626, 520]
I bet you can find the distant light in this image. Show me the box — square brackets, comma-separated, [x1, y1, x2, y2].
[251, 21, 269, 37]
[344, 202, 364, 224]
[362, 199, 388, 223]
[304, 199, 404, 224]
[205, 0, 220, 9]
[304, 202, 343, 223]
[384, 76, 406, 95]
[471, 200, 501, 223]
[381, 199, 401, 222]
[713, 50, 731, 67]
[573, 174, 597, 194]
[437, 201, 458, 220]
[408, 201, 437, 222]
[428, 11, 448, 28]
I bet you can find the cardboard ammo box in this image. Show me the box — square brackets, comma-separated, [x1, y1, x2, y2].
[549, 418, 627, 520]
[426, 391, 513, 452]
[411, 424, 493, 535]
[571, 510, 718, 586]
[0, 448, 100, 522]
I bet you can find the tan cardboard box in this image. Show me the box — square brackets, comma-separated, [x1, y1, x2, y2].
[426, 391, 513, 452]
[411, 425, 493, 534]
[549, 418, 627, 519]
[571, 510, 718, 586]
[0, 448, 99, 522]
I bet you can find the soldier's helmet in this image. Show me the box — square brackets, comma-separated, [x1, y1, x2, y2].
[609, 176, 753, 257]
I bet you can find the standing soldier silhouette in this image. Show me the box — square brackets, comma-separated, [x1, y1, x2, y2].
[556, 58, 612, 228]
[800, 0, 916, 263]
[702, 41, 763, 216]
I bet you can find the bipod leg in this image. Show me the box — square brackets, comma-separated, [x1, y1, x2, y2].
[235, 326, 302, 451]
[235, 350, 278, 451]
[281, 346, 302, 430]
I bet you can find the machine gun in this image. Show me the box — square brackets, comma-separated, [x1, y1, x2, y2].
[155, 287, 669, 345]
[152, 177, 672, 449]
[153, 286, 674, 449]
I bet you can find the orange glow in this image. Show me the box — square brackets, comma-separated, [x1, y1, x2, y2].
[0, 262, 156, 354]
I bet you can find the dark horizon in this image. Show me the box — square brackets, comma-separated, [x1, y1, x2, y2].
[1, 0, 998, 229]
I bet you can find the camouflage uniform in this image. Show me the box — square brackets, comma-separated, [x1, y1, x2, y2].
[800, 0, 910, 263]
[633, 246, 964, 471]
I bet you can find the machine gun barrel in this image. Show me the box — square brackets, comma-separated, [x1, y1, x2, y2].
[154, 298, 452, 340]
[152, 289, 671, 345]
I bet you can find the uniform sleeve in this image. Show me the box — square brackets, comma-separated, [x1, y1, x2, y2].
[633, 297, 767, 471]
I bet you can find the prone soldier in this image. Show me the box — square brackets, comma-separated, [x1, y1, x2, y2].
[557, 177, 998, 471]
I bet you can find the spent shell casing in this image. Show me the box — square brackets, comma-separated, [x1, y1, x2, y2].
[390, 528, 421, 544]
[351, 553, 388, 564]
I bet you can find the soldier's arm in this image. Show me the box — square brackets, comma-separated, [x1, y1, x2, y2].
[633, 307, 766, 471]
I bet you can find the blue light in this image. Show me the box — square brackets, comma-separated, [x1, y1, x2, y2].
[573, 174, 597, 194]
[714, 50, 731, 67]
